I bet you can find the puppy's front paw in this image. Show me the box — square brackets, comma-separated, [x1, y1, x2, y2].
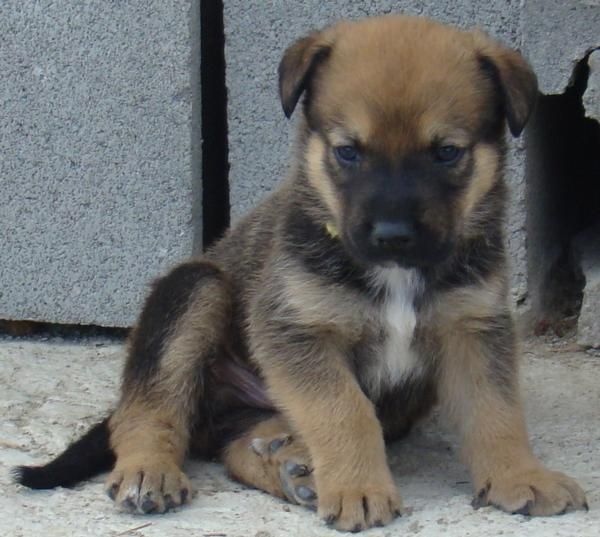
[105, 457, 192, 514]
[473, 466, 588, 516]
[317, 474, 402, 532]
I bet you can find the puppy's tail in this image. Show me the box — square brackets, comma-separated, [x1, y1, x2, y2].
[13, 417, 115, 489]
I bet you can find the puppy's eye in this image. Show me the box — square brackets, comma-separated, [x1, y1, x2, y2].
[434, 145, 464, 164]
[334, 145, 360, 164]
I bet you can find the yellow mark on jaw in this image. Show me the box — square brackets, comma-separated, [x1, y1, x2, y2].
[325, 221, 340, 239]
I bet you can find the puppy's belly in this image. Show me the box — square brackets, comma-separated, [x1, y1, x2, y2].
[211, 356, 274, 410]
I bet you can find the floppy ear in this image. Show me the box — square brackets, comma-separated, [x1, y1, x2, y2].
[475, 34, 539, 137]
[278, 31, 332, 118]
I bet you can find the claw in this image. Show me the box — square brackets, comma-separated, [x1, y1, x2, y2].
[472, 481, 491, 510]
[164, 494, 177, 510]
[122, 497, 137, 512]
[324, 514, 337, 526]
[295, 485, 317, 502]
[269, 438, 288, 454]
[141, 497, 158, 513]
[512, 500, 533, 516]
[106, 483, 119, 500]
[250, 438, 268, 456]
[284, 460, 310, 477]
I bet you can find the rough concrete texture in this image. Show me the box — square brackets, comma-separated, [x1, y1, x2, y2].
[577, 49, 600, 348]
[2, 336, 599, 536]
[1, 1, 201, 327]
[575, 223, 600, 347]
[505, 140, 529, 304]
[224, 1, 531, 302]
[522, 0, 600, 95]
[584, 49, 600, 122]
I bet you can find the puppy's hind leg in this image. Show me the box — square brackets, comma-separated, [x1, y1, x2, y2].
[223, 414, 317, 509]
[107, 261, 231, 514]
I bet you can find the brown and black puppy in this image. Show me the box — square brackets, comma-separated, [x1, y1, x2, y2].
[15, 15, 587, 532]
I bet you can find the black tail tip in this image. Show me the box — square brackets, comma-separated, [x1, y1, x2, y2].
[12, 465, 54, 490]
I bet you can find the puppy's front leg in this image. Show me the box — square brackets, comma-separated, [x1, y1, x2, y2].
[252, 327, 402, 532]
[438, 313, 587, 515]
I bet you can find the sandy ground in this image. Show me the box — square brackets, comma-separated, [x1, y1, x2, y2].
[1, 335, 599, 537]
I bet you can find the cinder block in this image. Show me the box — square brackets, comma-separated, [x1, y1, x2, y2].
[1, 1, 201, 327]
[224, 1, 526, 300]
[522, 0, 600, 95]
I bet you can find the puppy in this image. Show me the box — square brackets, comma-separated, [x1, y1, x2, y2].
[15, 15, 587, 532]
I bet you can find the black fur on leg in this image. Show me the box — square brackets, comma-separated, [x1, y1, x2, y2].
[123, 261, 225, 388]
[13, 417, 115, 489]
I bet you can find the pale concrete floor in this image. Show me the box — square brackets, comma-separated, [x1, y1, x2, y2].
[1, 336, 599, 537]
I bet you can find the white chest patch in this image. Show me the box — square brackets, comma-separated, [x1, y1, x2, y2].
[365, 267, 423, 397]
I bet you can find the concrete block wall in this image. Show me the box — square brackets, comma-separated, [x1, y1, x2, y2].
[2, 1, 599, 339]
[522, 0, 600, 96]
[1, 1, 202, 327]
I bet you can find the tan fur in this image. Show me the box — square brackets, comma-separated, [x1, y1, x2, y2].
[312, 18, 495, 155]
[157, 277, 231, 403]
[278, 265, 371, 335]
[305, 134, 343, 226]
[264, 360, 402, 529]
[432, 276, 508, 329]
[460, 144, 501, 224]
[223, 415, 312, 500]
[108, 404, 192, 513]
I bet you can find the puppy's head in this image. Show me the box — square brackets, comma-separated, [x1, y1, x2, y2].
[279, 16, 537, 269]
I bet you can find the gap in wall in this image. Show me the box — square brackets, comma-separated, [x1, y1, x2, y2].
[526, 52, 600, 337]
[0, 319, 128, 339]
[200, 0, 230, 250]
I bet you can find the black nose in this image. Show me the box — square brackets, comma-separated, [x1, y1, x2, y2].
[369, 220, 416, 250]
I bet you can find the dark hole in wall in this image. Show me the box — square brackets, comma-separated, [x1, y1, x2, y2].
[526, 53, 600, 336]
[200, 0, 230, 249]
[0, 319, 128, 340]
